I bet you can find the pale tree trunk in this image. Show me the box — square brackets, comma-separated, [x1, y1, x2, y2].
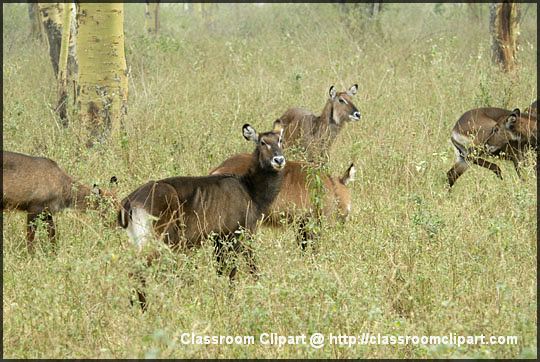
[68, 4, 78, 82]
[28, 2, 43, 41]
[369, 2, 383, 17]
[76, 3, 128, 147]
[489, 2, 520, 73]
[39, 3, 64, 77]
[56, 2, 72, 127]
[145, 1, 160, 34]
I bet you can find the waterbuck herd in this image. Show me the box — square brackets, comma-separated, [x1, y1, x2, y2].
[2, 84, 537, 310]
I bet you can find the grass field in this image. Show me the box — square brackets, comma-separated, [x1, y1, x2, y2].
[2, 3, 537, 358]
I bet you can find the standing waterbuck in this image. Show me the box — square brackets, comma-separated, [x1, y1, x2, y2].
[210, 153, 355, 249]
[447, 107, 537, 188]
[2, 151, 118, 252]
[118, 123, 286, 309]
[276, 84, 361, 162]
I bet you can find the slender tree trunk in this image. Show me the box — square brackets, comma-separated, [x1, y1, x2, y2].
[76, 3, 128, 147]
[68, 3, 78, 82]
[39, 3, 64, 77]
[56, 2, 72, 127]
[145, 1, 160, 34]
[28, 2, 43, 41]
[489, 2, 520, 73]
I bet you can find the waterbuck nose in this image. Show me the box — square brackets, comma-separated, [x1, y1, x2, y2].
[353, 111, 361, 120]
[273, 156, 285, 166]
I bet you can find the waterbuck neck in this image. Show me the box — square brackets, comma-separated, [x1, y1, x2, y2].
[241, 149, 284, 214]
[70, 183, 95, 211]
[315, 100, 342, 144]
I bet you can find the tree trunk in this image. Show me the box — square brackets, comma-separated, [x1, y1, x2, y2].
[369, 2, 383, 17]
[56, 2, 72, 127]
[28, 2, 43, 41]
[489, 2, 520, 73]
[68, 4, 78, 82]
[39, 3, 64, 77]
[145, 1, 160, 34]
[76, 3, 128, 147]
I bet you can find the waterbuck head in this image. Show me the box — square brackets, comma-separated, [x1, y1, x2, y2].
[243, 121, 286, 172]
[328, 84, 361, 125]
[497, 108, 537, 144]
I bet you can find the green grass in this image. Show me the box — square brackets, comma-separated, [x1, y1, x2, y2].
[3, 3, 537, 359]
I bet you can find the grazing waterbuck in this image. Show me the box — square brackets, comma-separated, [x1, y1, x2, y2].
[276, 84, 361, 162]
[210, 152, 356, 249]
[2, 150, 118, 252]
[447, 107, 537, 188]
[118, 123, 286, 310]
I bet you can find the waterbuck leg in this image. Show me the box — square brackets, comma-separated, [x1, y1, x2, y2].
[44, 212, 57, 252]
[447, 159, 469, 188]
[129, 271, 148, 312]
[26, 212, 39, 253]
[470, 157, 503, 179]
[234, 235, 258, 280]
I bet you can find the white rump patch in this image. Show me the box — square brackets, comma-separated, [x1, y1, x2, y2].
[126, 207, 153, 250]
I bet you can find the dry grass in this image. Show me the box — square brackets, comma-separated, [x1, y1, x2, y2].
[2, 3, 537, 358]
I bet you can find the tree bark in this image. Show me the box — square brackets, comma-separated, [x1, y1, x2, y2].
[76, 3, 128, 147]
[489, 2, 520, 73]
[39, 3, 64, 77]
[28, 2, 43, 41]
[145, 1, 160, 34]
[56, 2, 72, 127]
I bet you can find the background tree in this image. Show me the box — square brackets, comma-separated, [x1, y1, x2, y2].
[145, 1, 160, 34]
[489, 2, 520, 73]
[56, 2, 73, 127]
[76, 3, 128, 147]
[38, 3, 64, 77]
[27, 2, 43, 41]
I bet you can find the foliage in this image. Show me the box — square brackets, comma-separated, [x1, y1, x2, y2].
[2, 3, 537, 359]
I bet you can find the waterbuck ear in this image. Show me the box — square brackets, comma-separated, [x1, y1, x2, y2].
[273, 119, 284, 133]
[341, 163, 356, 185]
[347, 84, 358, 96]
[242, 124, 258, 142]
[504, 110, 520, 130]
[329, 86, 337, 100]
[92, 184, 102, 196]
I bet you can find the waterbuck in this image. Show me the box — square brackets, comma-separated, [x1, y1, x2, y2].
[117, 123, 286, 309]
[447, 107, 537, 188]
[210, 152, 356, 249]
[276, 84, 361, 162]
[2, 150, 118, 252]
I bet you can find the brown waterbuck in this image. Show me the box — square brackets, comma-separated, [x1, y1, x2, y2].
[210, 152, 356, 250]
[117, 123, 286, 310]
[447, 107, 537, 188]
[276, 84, 361, 162]
[2, 150, 118, 252]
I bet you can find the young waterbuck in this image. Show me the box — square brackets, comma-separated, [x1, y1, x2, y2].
[210, 152, 356, 249]
[118, 123, 286, 310]
[276, 84, 361, 162]
[447, 107, 537, 188]
[2, 151, 118, 252]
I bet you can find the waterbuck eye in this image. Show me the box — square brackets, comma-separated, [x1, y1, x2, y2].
[338, 98, 346, 104]
[260, 140, 267, 146]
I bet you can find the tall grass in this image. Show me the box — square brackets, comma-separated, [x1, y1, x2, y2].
[3, 3, 537, 358]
